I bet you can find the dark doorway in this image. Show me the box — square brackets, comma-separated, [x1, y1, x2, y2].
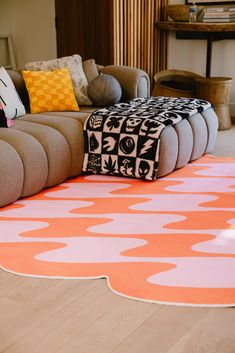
[55, 0, 115, 65]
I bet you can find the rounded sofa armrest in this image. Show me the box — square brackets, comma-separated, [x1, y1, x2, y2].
[100, 65, 150, 102]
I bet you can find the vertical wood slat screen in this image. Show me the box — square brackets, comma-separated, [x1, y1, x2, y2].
[113, 0, 168, 85]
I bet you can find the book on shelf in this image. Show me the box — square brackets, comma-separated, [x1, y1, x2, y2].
[204, 11, 235, 18]
[204, 6, 235, 13]
[203, 17, 235, 22]
[203, 6, 235, 22]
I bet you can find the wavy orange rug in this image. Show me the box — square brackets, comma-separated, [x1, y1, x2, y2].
[0, 154, 235, 307]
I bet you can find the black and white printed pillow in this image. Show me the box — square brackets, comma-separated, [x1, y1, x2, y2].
[0, 67, 26, 119]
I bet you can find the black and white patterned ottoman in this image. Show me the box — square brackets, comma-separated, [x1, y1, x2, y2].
[83, 97, 218, 180]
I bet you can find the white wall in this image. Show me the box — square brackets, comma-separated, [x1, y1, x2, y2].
[168, 0, 235, 116]
[0, 0, 57, 68]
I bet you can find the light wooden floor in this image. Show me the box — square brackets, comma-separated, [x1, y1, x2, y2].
[1, 127, 235, 353]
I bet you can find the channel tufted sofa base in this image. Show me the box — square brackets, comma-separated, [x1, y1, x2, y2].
[157, 108, 218, 177]
[0, 65, 218, 208]
[0, 106, 218, 208]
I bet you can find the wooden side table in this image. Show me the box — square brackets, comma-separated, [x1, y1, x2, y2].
[156, 21, 235, 77]
[156, 21, 235, 129]
[196, 77, 232, 130]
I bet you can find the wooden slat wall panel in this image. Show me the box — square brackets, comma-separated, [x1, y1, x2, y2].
[156, 0, 168, 73]
[113, 0, 168, 85]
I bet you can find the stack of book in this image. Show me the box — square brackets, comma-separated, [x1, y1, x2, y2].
[203, 7, 235, 23]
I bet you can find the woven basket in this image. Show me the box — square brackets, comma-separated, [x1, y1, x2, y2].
[152, 70, 204, 98]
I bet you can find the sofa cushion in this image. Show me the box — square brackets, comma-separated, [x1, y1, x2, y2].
[0, 139, 24, 207]
[82, 59, 99, 84]
[0, 128, 48, 198]
[100, 65, 150, 101]
[19, 113, 85, 177]
[7, 69, 30, 112]
[13, 120, 71, 187]
[0, 67, 26, 119]
[22, 68, 79, 114]
[45, 109, 96, 125]
[25, 54, 92, 106]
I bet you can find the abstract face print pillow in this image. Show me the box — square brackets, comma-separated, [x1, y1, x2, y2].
[0, 67, 26, 119]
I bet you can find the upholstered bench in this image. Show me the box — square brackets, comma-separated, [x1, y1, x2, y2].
[83, 97, 218, 180]
[157, 107, 218, 177]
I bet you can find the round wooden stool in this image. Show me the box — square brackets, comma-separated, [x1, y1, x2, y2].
[196, 77, 232, 131]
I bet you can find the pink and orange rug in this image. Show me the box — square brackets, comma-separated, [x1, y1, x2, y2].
[0, 155, 235, 307]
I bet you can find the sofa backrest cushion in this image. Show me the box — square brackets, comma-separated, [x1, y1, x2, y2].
[100, 65, 150, 102]
[7, 59, 97, 111]
[82, 59, 99, 84]
[7, 69, 30, 112]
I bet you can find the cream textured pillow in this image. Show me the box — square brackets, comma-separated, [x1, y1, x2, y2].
[0, 67, 26, 119]
[25, 54, 92, 106]
[22, 68, 79, 114]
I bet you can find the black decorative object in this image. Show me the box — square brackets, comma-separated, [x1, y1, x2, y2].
[0, 105, 8, 128]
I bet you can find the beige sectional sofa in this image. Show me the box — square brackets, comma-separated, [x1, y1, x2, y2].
[0, 64, 150, 207]
[0, 64, 218, 208]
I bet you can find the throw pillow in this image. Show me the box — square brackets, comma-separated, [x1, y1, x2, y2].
[25, 54, 92, 106]
[0, 67, 26, 119]
[22, 68, 79, 114]
[0, 103, 13, 127]
[88, 74, 122, 107]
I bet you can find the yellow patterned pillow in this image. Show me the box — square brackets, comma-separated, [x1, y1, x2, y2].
[22, 68, 79, 113]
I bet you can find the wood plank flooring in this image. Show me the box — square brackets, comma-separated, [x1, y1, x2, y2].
[1, 127, 235, 353]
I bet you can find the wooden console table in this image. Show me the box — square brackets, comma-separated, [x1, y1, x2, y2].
[156, 22, 235, 77]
